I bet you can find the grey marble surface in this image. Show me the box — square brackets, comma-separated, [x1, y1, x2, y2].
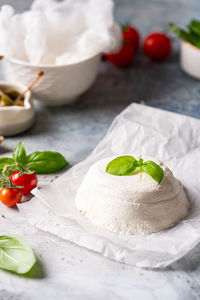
[0, 0, 200, 299]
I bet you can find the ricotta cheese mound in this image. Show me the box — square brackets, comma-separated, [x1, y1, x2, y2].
[75, 155, 189, 235]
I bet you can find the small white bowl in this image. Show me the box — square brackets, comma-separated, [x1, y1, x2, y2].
[2, 54, 101, 106]
[0, 82, 35, 136]
[180, 40, 200, 79]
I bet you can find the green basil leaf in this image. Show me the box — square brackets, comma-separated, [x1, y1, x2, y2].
[106, 155, 138, 176]
[0, 158, 15, 172]
[188, 19, 200, 37]
[138, 158, 144, 166]
[169, 23, 200, 48]
[169, 23, 188, 39]
[0, 235, 36, 274]
[140, 161, 164, 184]
[25, 151, 68, 174]
[13, 141, 27, 165]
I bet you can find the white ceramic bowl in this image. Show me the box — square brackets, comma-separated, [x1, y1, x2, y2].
[0, 82, 35, 136]
[180, 40, 200, 79]
[2, 54, 101, 106]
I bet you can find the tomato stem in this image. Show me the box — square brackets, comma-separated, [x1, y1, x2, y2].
[0, 163, 32, 189]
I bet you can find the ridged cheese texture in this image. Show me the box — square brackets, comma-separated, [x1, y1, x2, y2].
[75, 155, 189, 235]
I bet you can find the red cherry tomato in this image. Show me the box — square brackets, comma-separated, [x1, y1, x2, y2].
[0, 188, 22, 207]
[11, 171, 37, 195]
[105, 41, 136, 67]
[143, 33, 171, 60]
[106, 25, 140, 67]
[123, 25, 140, 50]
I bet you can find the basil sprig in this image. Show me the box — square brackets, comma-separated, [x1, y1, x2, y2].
[26, 151, 68, 174]
[106, 155, 164, 184]
[0, 141, 68, 174]
[0, 235, 36, 274]
[106, 155, 138, 176]
[140, 161, 164, 184]
[13, 141, 27, 165]
[169, 19, 200, 48]
[0, 158, 15, 172]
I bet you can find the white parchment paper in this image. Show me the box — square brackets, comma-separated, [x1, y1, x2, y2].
[19, 103, 200, 268]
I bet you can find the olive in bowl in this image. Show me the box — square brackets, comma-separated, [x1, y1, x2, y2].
[0, 88, 25, 107]
[0, 82, 35, 136]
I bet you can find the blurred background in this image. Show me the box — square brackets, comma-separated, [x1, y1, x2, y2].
[0, 0, 199, 164]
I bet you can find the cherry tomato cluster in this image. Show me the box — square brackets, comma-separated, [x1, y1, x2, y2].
[0, 170, 37, 207]
[105, 25, 171, 67]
